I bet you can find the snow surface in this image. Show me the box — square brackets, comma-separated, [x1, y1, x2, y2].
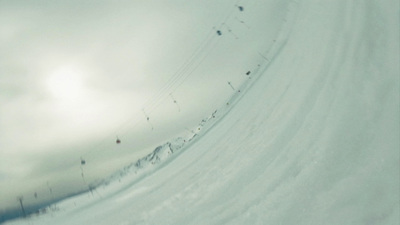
[4, 0, 399, 224]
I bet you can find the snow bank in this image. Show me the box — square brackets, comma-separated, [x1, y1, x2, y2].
[4, 0, 398, 224]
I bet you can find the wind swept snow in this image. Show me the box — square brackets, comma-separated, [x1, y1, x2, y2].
[4, 0, 399, 224]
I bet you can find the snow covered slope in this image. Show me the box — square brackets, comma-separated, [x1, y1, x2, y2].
[5, 0, 399, 224]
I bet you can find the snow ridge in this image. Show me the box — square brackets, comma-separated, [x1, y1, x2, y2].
[74, 0, 300, 195]
[96, 110, 220, 188]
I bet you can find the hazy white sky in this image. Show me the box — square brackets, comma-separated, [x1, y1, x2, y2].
[0, 0, 286, 211]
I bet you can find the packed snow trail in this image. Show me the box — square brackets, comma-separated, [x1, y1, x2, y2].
[5, 0, 399, 224]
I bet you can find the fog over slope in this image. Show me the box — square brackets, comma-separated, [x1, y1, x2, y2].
[4, 0, 399, 224]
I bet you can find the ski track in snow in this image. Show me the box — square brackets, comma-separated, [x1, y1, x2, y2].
[4, 0, 399, 224]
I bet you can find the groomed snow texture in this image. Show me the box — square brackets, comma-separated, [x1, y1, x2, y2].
[4, 0, 399, 224]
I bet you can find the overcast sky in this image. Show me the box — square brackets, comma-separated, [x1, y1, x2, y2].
[0, 0, 286, 212]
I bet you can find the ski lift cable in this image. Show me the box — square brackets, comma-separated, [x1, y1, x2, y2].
[147, 38, 220, 114]
[131, 32, 220, 133]
[142, 28, 216, 108]
[124, 0, 248, 130]
[142, 43, 214, 115]
[81, 10, 237, 160]
[138, 0, 245, 118]
[144, 36, 219, 115]
[76, 40, 247, 190]
[221, 23, 239, 39]
[47, 0, 279, 194]
[42, 0, 253, 193]
[170, 38, 222, 96]
[215, 0, 247, 36]
[78, 0, 246, 166]
[110, 0, 240, 137]
[145, 37, 221, 115]
[142, 0, 243, 113]
[218, 0, 243, 29]
[142, 28, 217, 112]
[88, 27, 218, 142]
